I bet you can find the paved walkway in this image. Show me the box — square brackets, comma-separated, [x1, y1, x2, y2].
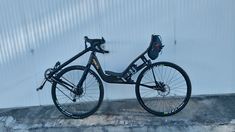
[0, 94, 235, 132]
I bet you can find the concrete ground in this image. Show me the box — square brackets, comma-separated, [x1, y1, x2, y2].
[0, 94, 235, 132]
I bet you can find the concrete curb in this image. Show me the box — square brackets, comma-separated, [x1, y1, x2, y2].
[1, 94, 235, 132]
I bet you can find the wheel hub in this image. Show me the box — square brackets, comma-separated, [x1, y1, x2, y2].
[72, 87, 85, 98]
[76, 88, 84, 95]
[157, 84, 170, 96]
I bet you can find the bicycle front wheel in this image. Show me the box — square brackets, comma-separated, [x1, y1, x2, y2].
[136, 61, 191, 116]
[51, 65, 104, 119]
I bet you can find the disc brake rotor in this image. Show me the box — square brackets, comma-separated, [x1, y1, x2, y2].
[157, 84, 170, 96]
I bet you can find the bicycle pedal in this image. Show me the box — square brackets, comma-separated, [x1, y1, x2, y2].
[36, 86, 43, 91]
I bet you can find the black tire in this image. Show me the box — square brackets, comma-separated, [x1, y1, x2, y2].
[136, 61, 191, 116]
[51, 65, 104, 119]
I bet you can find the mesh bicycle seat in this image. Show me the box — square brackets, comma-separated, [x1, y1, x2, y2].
[105, 70, 123, 77]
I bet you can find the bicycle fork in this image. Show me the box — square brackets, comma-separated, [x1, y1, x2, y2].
[75, 56, 93, 95]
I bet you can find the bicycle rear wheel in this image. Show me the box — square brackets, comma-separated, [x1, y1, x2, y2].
[51, 65, 104, 119]
[136, 61, 191, 116]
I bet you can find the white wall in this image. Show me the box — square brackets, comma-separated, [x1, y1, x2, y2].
[0, 0, 234, 108]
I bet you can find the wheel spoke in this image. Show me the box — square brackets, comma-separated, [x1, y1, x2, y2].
[137, 62, 191, 116]
[52, 67, 103, 119]
[56, 86, 74, 101]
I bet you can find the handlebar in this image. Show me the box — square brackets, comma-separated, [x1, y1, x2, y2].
[84, 36, 105, 45]
[84, 36, 109, 54]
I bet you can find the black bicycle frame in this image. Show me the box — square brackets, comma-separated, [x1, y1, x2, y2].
[89, 51, 150, 84]
[75, 50, 161, 91]
[38, 43, 161, 93]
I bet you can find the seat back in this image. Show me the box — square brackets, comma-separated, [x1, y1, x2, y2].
[147, 35, 163, 60]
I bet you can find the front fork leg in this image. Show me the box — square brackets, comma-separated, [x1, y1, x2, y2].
[76, 65, 90, 94]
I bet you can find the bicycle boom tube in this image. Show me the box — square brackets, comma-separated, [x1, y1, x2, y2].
[48, 47, 92, 78]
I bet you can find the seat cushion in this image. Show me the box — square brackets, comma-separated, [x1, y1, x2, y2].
[105, 71, 123, 77]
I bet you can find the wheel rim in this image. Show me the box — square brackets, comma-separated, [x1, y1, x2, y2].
[54, 68, 101, 117]
[138, 64, 189, 115]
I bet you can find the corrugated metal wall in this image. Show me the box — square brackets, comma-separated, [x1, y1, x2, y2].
[0, 0, 235, 108]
